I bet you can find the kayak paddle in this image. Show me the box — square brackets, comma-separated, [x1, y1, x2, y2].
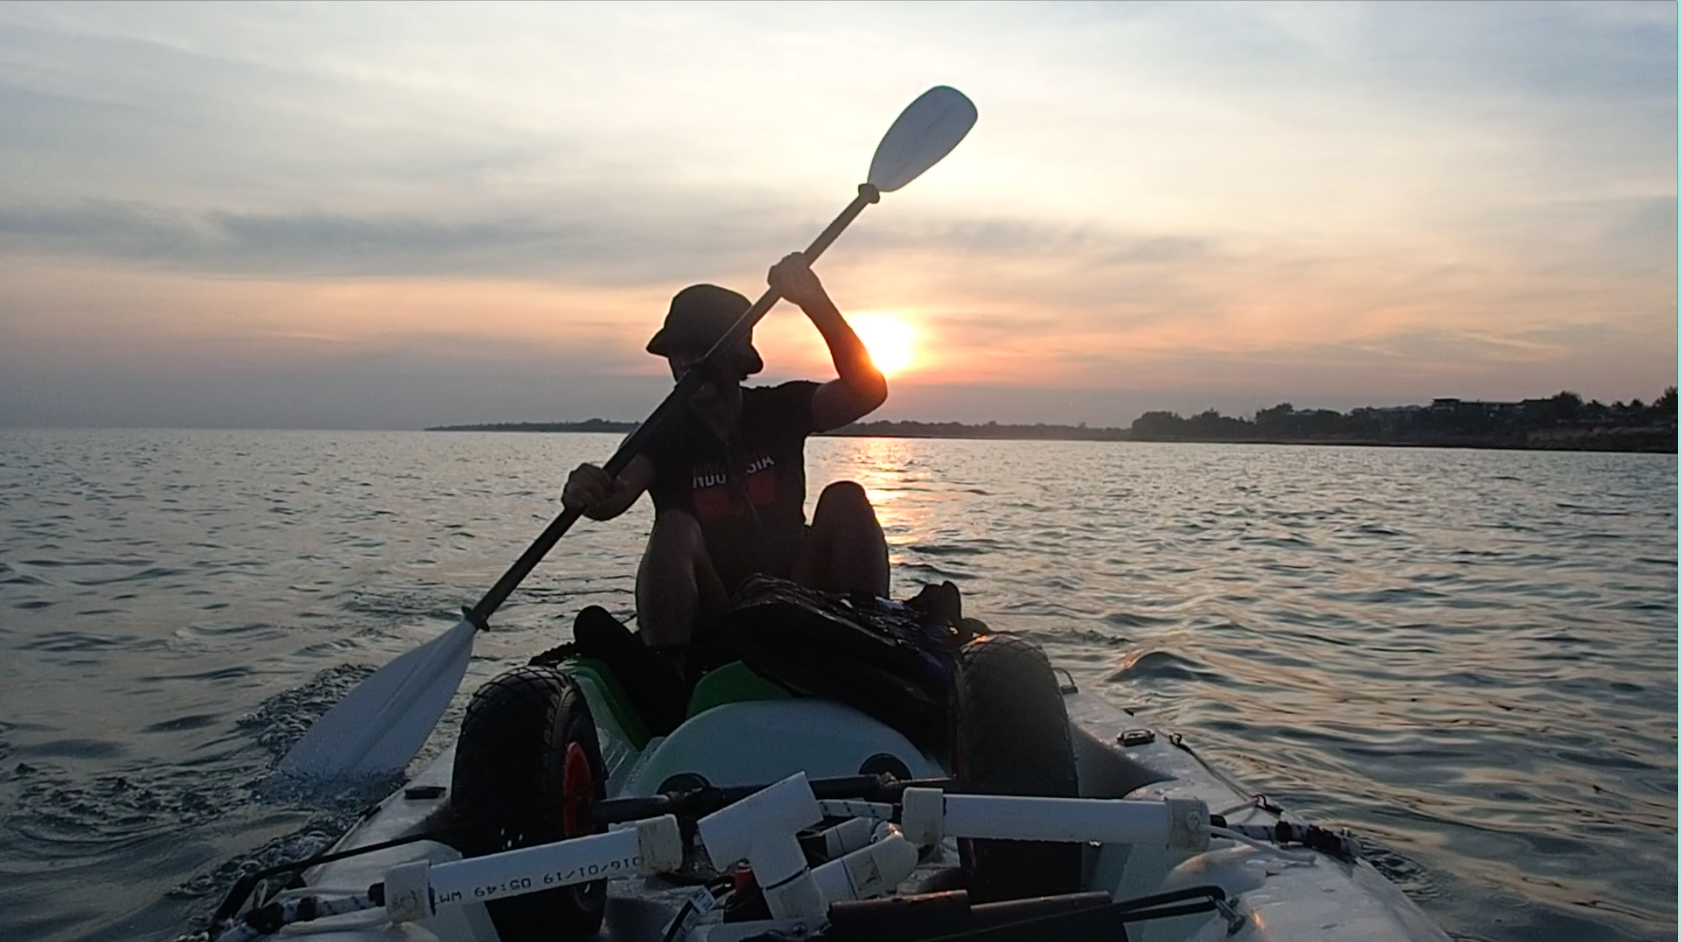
[277, 85, 978, 783]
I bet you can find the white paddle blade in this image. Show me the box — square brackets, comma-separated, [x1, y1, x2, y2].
[277, 617, 478, 782]
[867, 86, 978, 193]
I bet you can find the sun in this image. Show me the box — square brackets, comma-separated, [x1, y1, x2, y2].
[850, 315, 918, 377]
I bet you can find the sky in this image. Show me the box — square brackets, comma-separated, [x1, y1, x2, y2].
[0, 1, 1674, 429]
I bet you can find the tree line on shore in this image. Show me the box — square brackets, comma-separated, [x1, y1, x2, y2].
[1128, 388, 1678, 452]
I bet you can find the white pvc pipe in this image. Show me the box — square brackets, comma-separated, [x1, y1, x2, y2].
[942, 795, 1172, 844]
[422, 816, 680, 912]
[815, 817, 877, 858]
[811, 824, 919, 903]
[697, 773, 827, 920]
[816, 799, 896, 822]
[698, 773, 823, 865]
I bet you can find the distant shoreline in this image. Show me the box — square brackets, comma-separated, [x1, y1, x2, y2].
[427, 420, 642, 434]
[422, 418, 1131, 441]
[423, 419, 1675, 453]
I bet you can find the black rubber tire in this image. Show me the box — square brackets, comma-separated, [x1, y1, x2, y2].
[451, 665, 608, 942]
[949, 633, 1083, 903]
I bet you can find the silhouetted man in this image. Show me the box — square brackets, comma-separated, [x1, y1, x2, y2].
[561, 252, 890, 656]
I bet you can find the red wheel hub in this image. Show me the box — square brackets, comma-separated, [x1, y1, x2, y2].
[560, 741, 594, 836]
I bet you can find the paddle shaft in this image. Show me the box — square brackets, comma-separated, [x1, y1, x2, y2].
[467, 183, 883, 628]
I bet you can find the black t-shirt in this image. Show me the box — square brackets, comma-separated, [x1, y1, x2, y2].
[641, 381, 820, 593]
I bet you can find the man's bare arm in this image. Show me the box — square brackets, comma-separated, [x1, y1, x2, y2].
[767, 252, 888, 432]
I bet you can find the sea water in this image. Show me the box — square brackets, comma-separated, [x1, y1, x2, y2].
[0, 429, 1673, 942]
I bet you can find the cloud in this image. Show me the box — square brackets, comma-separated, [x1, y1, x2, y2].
[7, 190, 1669, 403]
[0, 195, 818, 287]
[0, 1, 1672, 429]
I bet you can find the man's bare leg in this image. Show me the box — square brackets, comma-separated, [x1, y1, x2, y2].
[793, 481, 890, 596]
[636, 510, 729, 648]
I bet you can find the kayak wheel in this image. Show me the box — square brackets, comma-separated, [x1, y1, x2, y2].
[452, 665, 608, 942]
[949, 633, 1082, 903]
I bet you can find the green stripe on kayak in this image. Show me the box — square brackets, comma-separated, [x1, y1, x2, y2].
[687, 661, 792, 717]
[568, 658, 653, 749]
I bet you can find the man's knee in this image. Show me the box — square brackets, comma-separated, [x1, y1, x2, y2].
[815, 480, 875, 519]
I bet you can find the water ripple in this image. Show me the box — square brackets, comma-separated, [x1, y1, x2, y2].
[0, 430, 1672, 942]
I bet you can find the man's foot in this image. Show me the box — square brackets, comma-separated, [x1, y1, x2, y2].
[905, 580, 963, 625]
[905, 580, 990, 643]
